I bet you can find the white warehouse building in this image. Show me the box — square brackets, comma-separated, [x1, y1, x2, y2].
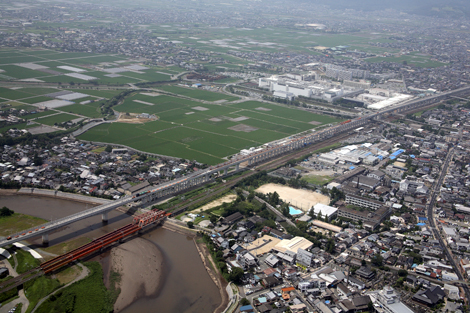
[259, 75, 359, 102]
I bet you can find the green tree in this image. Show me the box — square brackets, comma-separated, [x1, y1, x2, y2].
[0, 206, 14, 217]
[325, 238, 335, 253]
[105, 145, 112, 153]
[240, 298, 250, 306]
[269, 191, 280, 205]
[281, 203, 290, 218]
[371, 254, 383, 267]
[33, 153, 43, 166]
[398, 269, 408, 277]
[187, 221, 194, 228]
[209, 214, 218, 225]
[229, 267, 244, 284]
[308, 209, 315, 219]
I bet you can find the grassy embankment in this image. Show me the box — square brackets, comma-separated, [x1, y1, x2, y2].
[35, 262, 119, 313]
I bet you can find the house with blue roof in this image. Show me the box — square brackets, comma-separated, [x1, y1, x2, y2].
[239, 304, 254, 312]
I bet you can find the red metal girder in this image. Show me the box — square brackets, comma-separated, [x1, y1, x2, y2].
[41, 212, 167, 273]
[41, 224, 137, 271]
[43, 225, 141, 274]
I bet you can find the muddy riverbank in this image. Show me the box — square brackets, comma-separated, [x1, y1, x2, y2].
[1, 194, 223, 313]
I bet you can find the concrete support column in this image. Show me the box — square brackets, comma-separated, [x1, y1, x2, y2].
[205, 174, 209, 182]
[236, 163, 239, 171]
[102, 212, 108, 223]
[42, 233, 49, 246]
[224, 168, 228, 176]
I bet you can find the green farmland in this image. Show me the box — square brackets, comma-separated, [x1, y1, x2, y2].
[0, 49, 176, 86]
[59, 102, 103, 118]
[35, 113, 79, 126]
[158, 85, 239, 102]
[365, 52, 446, 68]
[79, 96, 342, 165]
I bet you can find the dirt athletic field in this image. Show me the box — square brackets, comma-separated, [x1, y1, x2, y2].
[256, 183, 329, 212]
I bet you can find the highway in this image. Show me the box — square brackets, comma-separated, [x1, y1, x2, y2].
[427, 148, 470, 302]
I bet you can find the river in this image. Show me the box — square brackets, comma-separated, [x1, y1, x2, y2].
[0, 194, 222, 313]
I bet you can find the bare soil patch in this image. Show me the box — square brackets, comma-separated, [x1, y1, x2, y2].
[192, 194, 237, 212]
[228, 124, 258, 132]
[192, 106, 209, 111]
[28, 125, 58, 134]
[309, 121, 322, 125]
[255, 107, 271, 111]
[117, 112, 157, 124]
[112, 238, 164, 312]
[229, 116, 249, 122]
[255, 183, 329, 212]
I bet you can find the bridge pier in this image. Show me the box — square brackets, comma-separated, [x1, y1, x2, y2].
[224, 168, 228, 176]
[102, 212, 108, 223]
[236, 163, 239, 171]
[42, 233, 49, 246]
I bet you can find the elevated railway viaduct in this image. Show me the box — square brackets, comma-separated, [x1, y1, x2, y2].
[1, 85, 469, 248]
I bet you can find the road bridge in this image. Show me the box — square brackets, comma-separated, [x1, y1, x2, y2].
[0, 209, 168, 294]
[2, 85, 470, 248]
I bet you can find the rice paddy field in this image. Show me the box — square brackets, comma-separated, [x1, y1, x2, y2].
[0, 47, 344, 165]
[0, 48, 179, 86]
[365, 52, 446, 68]
[0, 85, 120, 132]
[157, 85, 239, 102]
[78, 91, 342, 165]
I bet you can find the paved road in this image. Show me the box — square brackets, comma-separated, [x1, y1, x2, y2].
[427, 148, 470, 301]
[1, 255, 30, 312]
[30, 263, 89, 313]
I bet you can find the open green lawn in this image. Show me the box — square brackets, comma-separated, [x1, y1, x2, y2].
[301, 175, 334, 186]
[79, 98, 342, 164]
[24, 276, 61, 313]
[15, 249, 41, 274]
[158, 85, 239, 102]
[0, 213, 47, 236]
[35, 262, 116, 313]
